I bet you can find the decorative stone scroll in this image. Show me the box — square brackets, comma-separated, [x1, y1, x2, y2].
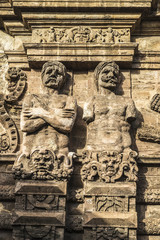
[81, 150, 138, 183]
[0, 67, 27, 153]
[33, 27, 130, 44]
[5, 67, 26, 102]
[13, 61, 77, 181]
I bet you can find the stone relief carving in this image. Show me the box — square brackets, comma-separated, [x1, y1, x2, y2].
[81, 150, 138, 182]
[137, 186, 160, 203]
[68, 188, 84, 203]
[137, 123, 160, 143]
[4, 67, 26, 102]
[91, 227, 128, 240]
[138, 94, 160, 143]
[13, 61, 77, 181]
[0, 67, 27, 153]
[96, 196, 126, 212]
[0, 185, 15, 200]
[66, 215, 83, 232]
[82, 62, 138, 182]
[25, 226, 55, 240]
[27, 194, 59, 210]
[138, 218, 160, 235]
[33, 27, 130, 44]
[150, 93, 160, 113]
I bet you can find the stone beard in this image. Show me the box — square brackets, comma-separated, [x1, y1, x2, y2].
[13, 61, 77, 180]
[83, 61, 137, 153]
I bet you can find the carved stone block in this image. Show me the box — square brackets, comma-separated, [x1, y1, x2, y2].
[13, 180, 67, 239]
[13, 225, 64, 240]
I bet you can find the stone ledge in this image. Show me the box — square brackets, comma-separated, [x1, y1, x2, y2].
[83, 212, 137, 228]
[13, 211, 65, 226]
[12, 0, 152, 9]
[15, 180, 67, 195]
[23, 42, 138, 69]
[84, 182, 136, 196]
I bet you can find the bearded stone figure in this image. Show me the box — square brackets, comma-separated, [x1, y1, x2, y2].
[13, 61, 77, 180]
[82, 62, 138, 182]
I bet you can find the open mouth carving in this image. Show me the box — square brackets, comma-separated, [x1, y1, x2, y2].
[46, 78, 57, 83]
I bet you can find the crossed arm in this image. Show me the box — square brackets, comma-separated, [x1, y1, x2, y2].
[21, 95, 77, 134]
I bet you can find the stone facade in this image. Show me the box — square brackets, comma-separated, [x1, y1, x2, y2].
[0, 0, 160, 239]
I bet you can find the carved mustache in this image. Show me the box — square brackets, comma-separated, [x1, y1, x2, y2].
[101, 75, 117, 83]
[45, 77, 58, 84]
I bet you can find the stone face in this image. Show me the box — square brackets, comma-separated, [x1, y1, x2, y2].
[0, 0, 160, 239]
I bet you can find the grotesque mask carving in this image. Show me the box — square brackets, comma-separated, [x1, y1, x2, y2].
[98, 151, 122, 178]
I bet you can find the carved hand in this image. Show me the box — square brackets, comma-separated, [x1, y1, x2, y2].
[23, 107, 48, 119]
[54, 108, 75, 119]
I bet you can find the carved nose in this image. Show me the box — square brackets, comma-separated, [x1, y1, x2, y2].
[51, 70, 57, 77]
[108, 72, 114, 77]
[108, 161, 113, 166]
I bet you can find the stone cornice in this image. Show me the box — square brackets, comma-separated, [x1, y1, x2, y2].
[11, 0, 152, 9]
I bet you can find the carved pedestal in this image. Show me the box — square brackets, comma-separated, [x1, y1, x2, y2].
[83, 182, 137, 240]
[13, 180, 67, 240]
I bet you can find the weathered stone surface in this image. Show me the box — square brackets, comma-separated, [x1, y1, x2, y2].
[0, 0, 160, 239]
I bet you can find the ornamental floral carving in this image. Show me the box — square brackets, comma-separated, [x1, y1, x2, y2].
[81, 150, 138, 183]
[33, 27, 130, 44]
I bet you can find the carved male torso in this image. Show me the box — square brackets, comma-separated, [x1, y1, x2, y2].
[84, 93, 136, 153]
[22, 93, 76, 157]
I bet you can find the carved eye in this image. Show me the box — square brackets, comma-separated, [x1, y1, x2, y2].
[102, 70, 109, 75]
[46, 68, 52, 74]
[92, 165, 97, 170]
[57, 71, 63, 76]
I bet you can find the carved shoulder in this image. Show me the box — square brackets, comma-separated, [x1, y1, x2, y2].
[83, 97, 94, 123]
[125, 97, 137, 122]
